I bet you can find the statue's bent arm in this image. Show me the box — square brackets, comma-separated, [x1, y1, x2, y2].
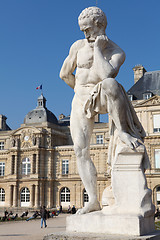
[94, 40, 126, 80]
[60, 40, 83, 89]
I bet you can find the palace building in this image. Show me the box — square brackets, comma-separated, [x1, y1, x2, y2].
[0, 65, 160, 212]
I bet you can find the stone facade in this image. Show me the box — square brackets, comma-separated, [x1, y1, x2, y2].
[0, 67, 160, 212]
[0, 96, 110, 212]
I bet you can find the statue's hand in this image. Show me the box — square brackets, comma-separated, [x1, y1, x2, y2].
[95, 35, 108, 50]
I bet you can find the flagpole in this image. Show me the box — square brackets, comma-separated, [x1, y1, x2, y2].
[41, 84, 43, 95]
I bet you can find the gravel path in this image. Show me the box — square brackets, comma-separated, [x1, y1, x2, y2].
[0, 214, 68, 240]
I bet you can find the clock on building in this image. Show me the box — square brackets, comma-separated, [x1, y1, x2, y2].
[24, 136, 29, 141]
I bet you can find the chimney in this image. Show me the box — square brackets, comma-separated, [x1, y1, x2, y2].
[59, 114, 65, 120]
[132, 65, 147, 84]
[95, 114, 100, 123]
[0, 115, 7, 130]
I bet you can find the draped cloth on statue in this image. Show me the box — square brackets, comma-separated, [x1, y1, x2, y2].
[84, 80, 150, 170]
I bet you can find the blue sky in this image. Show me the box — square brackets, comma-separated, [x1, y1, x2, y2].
[0, 0, 160, 129]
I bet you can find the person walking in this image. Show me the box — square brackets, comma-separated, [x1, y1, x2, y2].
[40, 206, 47, 228]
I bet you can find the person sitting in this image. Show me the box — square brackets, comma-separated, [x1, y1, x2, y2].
[8, 211, 13, 217]
[26, 211, 39, 221]
[4, 210, 8, 217]
[67, 205, 71, 213]
[51, 210, 57, 217]
[21, 210, 28, 218]
[11, 213, 18, 220]
[60, 205, 62, 213]
[71, 205, 76, 214]
[2, 210, 8, 221]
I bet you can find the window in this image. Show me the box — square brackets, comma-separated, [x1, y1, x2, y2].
[60, 187, 70, 204]
[21, 187, 30, 207]
[155, 149, 160, 169]
[96, 135, 103, 144]
[143, 92, 152, 100]
[156, 187, 160, 205]
[153, 115, 160, 133]
[62, 160, 69, 175]
[0, 163, 5, 176]
[0, 188, 5, 202]
[0, 142, 4, 150]
[128, 95, 133, 101]
[22, 158, 31, 175]
[83, 189, 89, 207]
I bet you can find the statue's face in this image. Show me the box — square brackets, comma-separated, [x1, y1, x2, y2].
[79, 18, 101, 42]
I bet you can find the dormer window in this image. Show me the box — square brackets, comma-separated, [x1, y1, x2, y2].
[143, 92, 152, 100]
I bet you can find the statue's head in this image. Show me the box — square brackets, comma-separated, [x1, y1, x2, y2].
[78, 7, 107, 31]
[78, 7, 107, 42]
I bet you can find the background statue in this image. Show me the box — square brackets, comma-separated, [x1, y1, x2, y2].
[60, 6, 150, 215]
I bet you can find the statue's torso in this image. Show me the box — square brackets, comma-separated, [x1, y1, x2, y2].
[74, 39, 119, 102]
[75, 40, 100, 101]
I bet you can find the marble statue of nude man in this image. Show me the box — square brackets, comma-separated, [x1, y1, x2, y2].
[60, 7, 144, 214]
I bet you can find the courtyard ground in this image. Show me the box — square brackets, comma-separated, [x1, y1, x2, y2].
[0, 213, 68, 240]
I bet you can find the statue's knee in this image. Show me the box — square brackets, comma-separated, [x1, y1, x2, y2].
[74, 146, 82, 158]
[74, 145, 89, 159]
[102, 78, 119, 97]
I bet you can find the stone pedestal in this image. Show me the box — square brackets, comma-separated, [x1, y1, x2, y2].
[66, 211, 155, 236]
[66, 145, 155, 236]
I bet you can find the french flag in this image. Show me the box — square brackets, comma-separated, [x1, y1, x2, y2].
[36, 84, 42, 90]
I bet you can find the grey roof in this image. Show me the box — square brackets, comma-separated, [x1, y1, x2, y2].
[24, 94, 58, 125]
[58, 116, 70, 126]
[127, 71, 160, 100]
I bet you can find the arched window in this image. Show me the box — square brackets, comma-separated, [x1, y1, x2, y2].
[83, 189, 89, 207]
[22, 158, 31, 175]
[0, 188, 5, 202]
[156, 186, 160, 205]
[60, 187, 70, 207]
[21, 187, 30, 207]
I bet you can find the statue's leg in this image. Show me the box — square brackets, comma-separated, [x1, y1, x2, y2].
[70, 95, 101, 214]
[102, 78, 139, 149]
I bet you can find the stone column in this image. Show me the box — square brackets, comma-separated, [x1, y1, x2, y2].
[9, 185, 13, 207]
[35, 185, 39, 208]
[79, 183, 82, 208]
[56, 186, 59, 207]
[74, 184, 76, 206]
[15, 154, 18, 175]
[31, 185, 35, 207]
[31, 155, 34, 174]
[47, 181, 53, 208]
[39, 182, 45, 207]
[13, 185, 17, 207]
[37, 153, 40, 174]
[34, 154, 36, 174]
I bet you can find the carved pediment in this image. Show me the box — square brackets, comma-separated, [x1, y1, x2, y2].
[11, 127, 42, 148]
[134, 95, 160, 107]
[12, 126, 41, 136]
